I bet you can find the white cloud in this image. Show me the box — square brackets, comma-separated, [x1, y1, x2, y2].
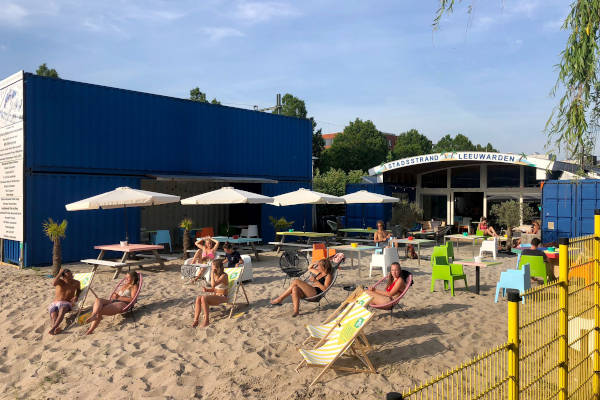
[542, 18, 564, 32]
[0, 2, 29, 25]
[203, 27, 244, 41]
[511, 0, 540, 17]
[235, 1, 300, 24]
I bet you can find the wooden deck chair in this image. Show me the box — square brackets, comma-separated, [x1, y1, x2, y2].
[224, 267, 250, 318]
[296, 305, 376, 387]
[302, 290, 373, 348]
[65, 272, 97, 329]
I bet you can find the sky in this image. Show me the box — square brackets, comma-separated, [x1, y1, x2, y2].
[0, 0, 576, 156]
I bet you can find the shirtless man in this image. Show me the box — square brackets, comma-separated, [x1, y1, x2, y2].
[48, 268, 81, 335]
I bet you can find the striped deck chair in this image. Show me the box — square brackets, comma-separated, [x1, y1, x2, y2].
[302, 290, 373, 348]
[224, 267, 249, 318]
[296, 305, 376, 386]
[66, 272, 97, 329]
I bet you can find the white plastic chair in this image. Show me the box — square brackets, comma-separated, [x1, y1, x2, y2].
[479, 237, 498, 260]
[246, 225, 259, 238]
[369, 247, 399, 277]
[240, 228, 249, 237]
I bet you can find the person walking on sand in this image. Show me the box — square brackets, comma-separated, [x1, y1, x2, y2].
[48, 268, 81, 335]
[192, 259, 229, 328]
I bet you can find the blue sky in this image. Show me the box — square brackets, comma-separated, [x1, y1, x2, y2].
[0, 0, 575, 155]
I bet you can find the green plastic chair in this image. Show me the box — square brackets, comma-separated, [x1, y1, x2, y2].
[430, 246, 468, 296]
[443, 241, 455, 262]
[476, 229, 485, 236]
[518, 255, 548, 284]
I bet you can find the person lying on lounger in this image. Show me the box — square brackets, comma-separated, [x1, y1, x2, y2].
[193, 259, 229, 328]
[270, 258, 333, 317]
[86, 271, 139, 335]
[364, 262, 410, 306]
[48, 268, 81, 335]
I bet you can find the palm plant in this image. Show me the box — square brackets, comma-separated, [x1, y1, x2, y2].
[42, 218, 68, 276]
[269, 216, 295, 232]
[179, 218, 193, 259]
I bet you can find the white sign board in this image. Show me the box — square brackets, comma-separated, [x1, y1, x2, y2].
[0, 71, 24, 241]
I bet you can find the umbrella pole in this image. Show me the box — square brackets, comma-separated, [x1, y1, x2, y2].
[124, 206, 129, 242]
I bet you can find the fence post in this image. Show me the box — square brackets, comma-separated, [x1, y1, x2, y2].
[559, 237, 569, 400]
[594, 209, 600, 398]
[507, 289, 520, 400]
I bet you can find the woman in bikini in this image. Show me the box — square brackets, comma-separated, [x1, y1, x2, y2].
[365, 262, 409, 306]
[478, 217, 498, 237]
[86, 271, 139, 335]
[192, 259, 229, 328]
[270, 258, 333, 317]
[191, 236, 220, 281]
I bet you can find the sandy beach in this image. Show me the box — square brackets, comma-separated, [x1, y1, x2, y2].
[0, 247, 514, 399]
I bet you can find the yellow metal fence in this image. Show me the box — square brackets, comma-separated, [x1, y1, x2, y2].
[402, 211, 600, 400]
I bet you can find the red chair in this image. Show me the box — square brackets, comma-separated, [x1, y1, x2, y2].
[197, 227, 214, 238]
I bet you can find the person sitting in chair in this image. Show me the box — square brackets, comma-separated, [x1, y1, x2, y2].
[365, 262, 411, 306]
[191, 236, 219, 265]
[86, 271, 139, 335]
[48, 268, 81, 335]
[223, 243, 244, 268]
[374, 220, 391, 247]
[270, 258, 333, 317]
[192, 259, 229, 328]
[478, 217, 498, 237]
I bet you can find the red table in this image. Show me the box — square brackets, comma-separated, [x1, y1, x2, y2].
[95, 243, 165, 278]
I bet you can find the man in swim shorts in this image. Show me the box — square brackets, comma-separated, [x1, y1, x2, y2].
[48, 268, 81, 335]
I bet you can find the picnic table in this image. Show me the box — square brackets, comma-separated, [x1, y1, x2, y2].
[453, 259, 502, 294]
[330, 244, 378, 276]
[211, 236, 263, 260]
[444, 234, 487, 258]
[390, 238, 435, 266]
[274, 231, 335, 252]
[83, 243, 166, 279]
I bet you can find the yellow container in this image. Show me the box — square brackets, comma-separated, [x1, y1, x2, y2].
[351, 243, 358, 248]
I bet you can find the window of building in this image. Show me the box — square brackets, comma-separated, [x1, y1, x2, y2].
[523, 167, 541, 187]
[324, 138, 333, 146]
[451, 166, 480, 188]
[421, 170, 447, 188]
[487, 165, 520, 188]
[422, 194, 447, 220]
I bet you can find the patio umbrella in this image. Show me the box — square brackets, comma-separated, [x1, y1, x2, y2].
[272, 188, 344, 231]
[65, 186, 180, 241]
[180, 187, 273, 205]
[341, 190, 399, 228]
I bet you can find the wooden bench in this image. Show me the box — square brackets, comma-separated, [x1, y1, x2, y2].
[136, 253, 179, 261]
[80, 259, 128, 279]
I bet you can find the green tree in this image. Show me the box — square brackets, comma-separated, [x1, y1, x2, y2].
[280, 93, 307, 118]
[392, 129, 432, 159]
[36, 63, 59, 78]
[432, 133, 497, 153]
[391, 201, 424, 237]
[435, 0, 598, 171]
[42, 218, 67, 276]
[490, 201, 536, 249]
[190, 87, 220, 104]
[325, 118, 388, 172]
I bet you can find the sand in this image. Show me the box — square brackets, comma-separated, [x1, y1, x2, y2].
[0, 246, 516, 399]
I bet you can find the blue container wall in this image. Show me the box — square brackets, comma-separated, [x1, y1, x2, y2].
[25, 174, 141, 266]
[542, 180, 600, 243]
[261, 181, 312, 242]
[345, 183, 415, 228]
[25, 74, 311, 181]
[3, 239, 21, 264]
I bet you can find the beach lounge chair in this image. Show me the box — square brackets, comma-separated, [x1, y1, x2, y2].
[301, 257, 343, 307]
[369, 273, 412, 318]
[224, 267, 250, 318]
[302, 290, 373, 346]
[65, 272, 96, 328]
[111, 272, 143, 321]
[296, 305, 376, 386]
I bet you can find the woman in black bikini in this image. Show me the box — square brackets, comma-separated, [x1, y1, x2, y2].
[270, 258, 333, 317]
[86, 271, 139, 335]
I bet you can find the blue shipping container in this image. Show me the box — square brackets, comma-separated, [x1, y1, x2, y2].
[542, 179, 600, 243]
[261, 181, 312, 242]
[345, 183, 415, 228]
[24, 74, 312, 181]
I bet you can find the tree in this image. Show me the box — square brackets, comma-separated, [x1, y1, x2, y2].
[392, 129, 432, 159]
[280, 93, 307, 118]
[489, 201, 536, 249]
[432, 133, 498, 153]
[325, 118, 388, 172]
[312, 168, 365, 197]
[42, 218, 67, 276]
[179, 218, 193, 260]
[391, 201, 424, 237]
[190, 87, 220, 104]
[36, 63, 59, 78]
[435, 0, 598, 172]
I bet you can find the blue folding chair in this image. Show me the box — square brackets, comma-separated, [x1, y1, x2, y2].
[152, 230, 172, 253]
[495, 263, 530, 304]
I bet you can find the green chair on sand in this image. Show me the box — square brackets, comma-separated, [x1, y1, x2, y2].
[444, 241, 455, 262]
[476, 229, 485, 236]
[430, 246, 468, 296]
[518, 255, 549, 285]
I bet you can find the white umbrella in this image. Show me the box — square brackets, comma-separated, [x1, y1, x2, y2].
[341, 190, 399, 204]
[65, 186, 180, 241]
[272, 188, 344, 206]
[181, 187, 273, 205]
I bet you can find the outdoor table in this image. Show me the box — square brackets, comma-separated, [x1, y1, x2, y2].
[454, 259, 502, 294]
[330, 244, 378, 276]
[390, 238, 435, 266]
[444, 234, 486, 258]
[94, 243, 165, 279]
[211, 236, 263, 259]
